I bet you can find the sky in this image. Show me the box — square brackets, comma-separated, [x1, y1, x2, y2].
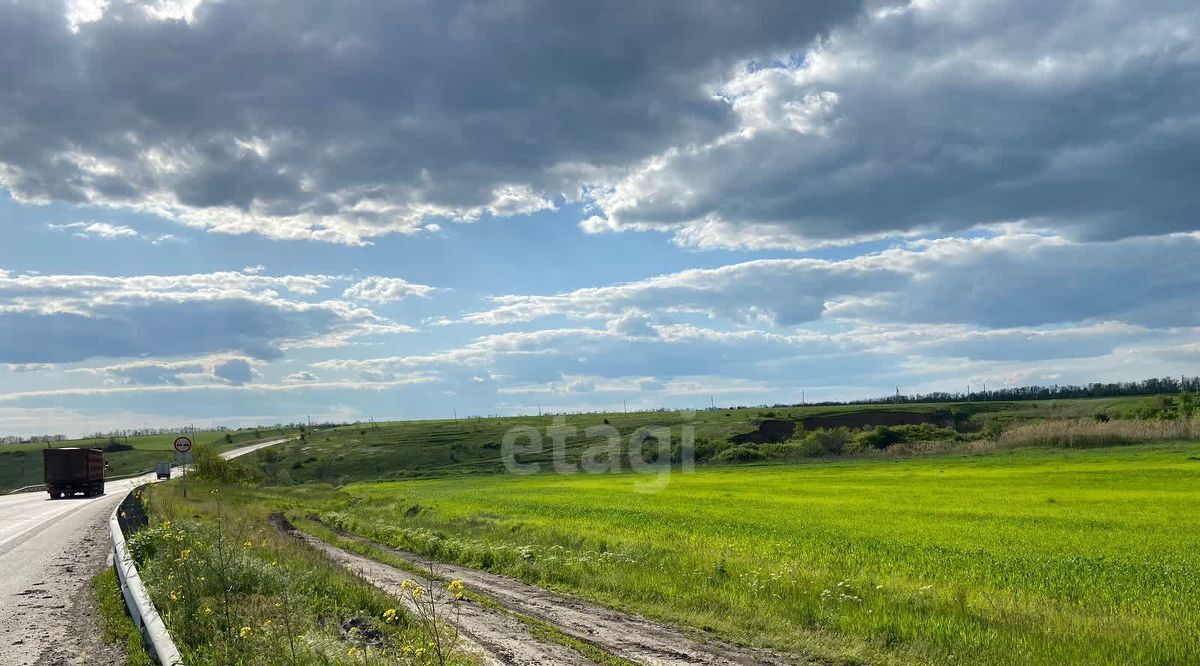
[1, 0, 1198, 436]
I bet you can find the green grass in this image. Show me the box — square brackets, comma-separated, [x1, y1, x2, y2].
[299, 442, 1200, 665]
[92, 567, 155, 666]
[0, 427, 300, 492]
[250, 397, 1150, 485]
[134, 479, 478, 665]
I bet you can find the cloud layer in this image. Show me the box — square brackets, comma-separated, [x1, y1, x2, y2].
[0, 269, 408, 363]
[0, 0, 858, 244]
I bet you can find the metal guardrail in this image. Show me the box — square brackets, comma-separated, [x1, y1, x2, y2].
[110, 486, 184, 665]
[6, 483, 46, 495]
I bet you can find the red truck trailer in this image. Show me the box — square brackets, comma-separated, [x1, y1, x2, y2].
[43, 448, 106, 499]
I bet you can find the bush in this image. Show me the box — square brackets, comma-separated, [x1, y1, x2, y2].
[712, 446, 767, 463]
[792, 427, 852, 456]
[982, 419, 1004, 439]
[852, 427, 901, 450]
[190, 446, 264, 485]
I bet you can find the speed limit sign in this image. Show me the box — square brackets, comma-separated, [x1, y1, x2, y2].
[173, 436, 193, 453]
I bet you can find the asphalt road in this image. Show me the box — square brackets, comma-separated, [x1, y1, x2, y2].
[0, 438, 290, 665]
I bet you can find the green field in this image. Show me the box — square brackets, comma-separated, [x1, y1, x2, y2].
[299, 442, 1200, 665]
[0, 427, 300, 493]
[251, 397, 1150, 484]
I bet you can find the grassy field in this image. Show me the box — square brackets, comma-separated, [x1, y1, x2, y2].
[251, 397, 1153, 484]
[296, 442, 1200, 665]
[0, 427, 300, 493]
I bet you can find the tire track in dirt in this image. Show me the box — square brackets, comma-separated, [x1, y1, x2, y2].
[271, 515, 596, 666]
[300, 519, 810, 666]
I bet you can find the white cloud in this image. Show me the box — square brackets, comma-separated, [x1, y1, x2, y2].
[284, 371, 319, 383]
[0, 268, 413, 364]
[460, 232, 1200, 330]
[0, 373, 438, 403]
[49, 221, 139, 239]
[343, 277, 437, 303]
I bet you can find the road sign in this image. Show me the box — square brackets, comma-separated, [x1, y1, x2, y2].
[173, 436, 193, 453]
[175, 450, 193, 464]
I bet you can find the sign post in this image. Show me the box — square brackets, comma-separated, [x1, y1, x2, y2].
[174, 436, 193, 498]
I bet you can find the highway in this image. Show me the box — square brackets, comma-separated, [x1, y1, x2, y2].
[0, 439, 290, 665]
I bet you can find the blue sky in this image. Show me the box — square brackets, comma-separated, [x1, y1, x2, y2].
[1, 0, 1198, 435]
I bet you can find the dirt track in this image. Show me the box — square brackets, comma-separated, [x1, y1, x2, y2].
[289, 521, 807, 666]
[274, 517, 595, 665]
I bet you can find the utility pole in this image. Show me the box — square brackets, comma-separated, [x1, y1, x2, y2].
[623, 399, 627, 413]
[895, 386, 901, 403]
[453, 408, 458, 425]
[802, 390, 805, 405]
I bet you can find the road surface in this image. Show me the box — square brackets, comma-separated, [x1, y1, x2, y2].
[0, 438, 291, 666]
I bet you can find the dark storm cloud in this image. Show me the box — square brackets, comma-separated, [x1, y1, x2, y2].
[591, 0, 1200, 248]
[0, 0, 860, 243]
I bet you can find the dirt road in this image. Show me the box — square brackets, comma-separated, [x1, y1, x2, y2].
[0, 438, 289, 665]
[296, 523, 804, 666]
[281, 521, 598, 666]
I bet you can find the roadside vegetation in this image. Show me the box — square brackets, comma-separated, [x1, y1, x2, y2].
[302, 442, 1200, 665]
[127, 454, 477, 665]
[0, 426, 300, 493]
[92, 568, 154, 666]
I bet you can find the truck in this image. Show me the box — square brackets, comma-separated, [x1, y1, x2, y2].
[43, 448, 105, 499]
[156, 462, 171, 480]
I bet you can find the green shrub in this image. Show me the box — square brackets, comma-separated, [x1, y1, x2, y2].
[675, 437, 730, 463]
[190, 445, 264, 485]
[792, 427, 852, 456]
[712, 446, 766, 463]
[982, 419, 1005, 439]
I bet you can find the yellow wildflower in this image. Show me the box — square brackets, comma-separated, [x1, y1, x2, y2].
[243, 540, 253, 549]
[447, 579, 465, 599]
[179, 549, 191, 561]
[347, 647, 358, 657]
[239, 626, 252, 639]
